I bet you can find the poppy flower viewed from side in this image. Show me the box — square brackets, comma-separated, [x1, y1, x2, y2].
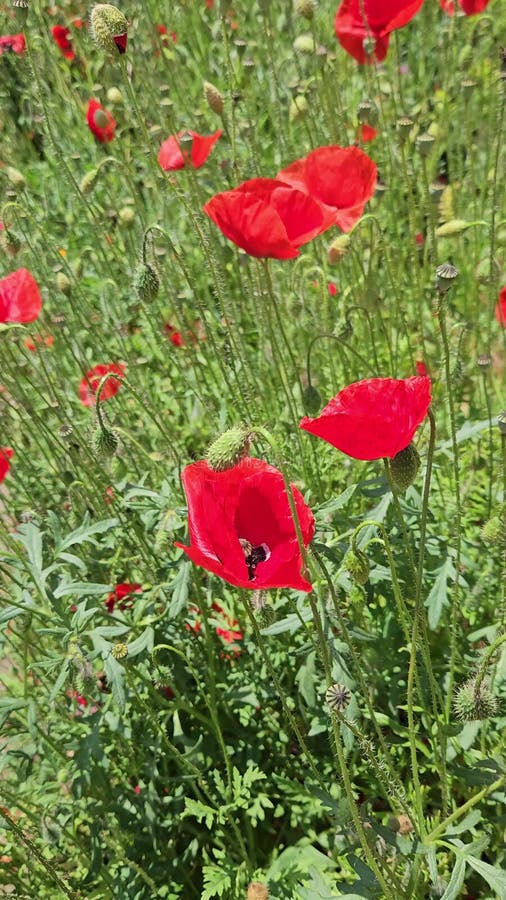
[439, 0, 489, 12]
[0, 268, 42, 323]
[176, 458, 315, 592]
[86, 99, 116, 143]
[0, 447, 13, 483]
[51, 25, 75, 59]
[204, 178, 331, 259]
[105, 583, 142, 614]
[334, 0, 425, 64]
[78, 362, 126, 407]
[300, 376, 431, 460]
[158, 129, 222, 171]
[277, 146, 377, 233]
[495, 286, 506, 327]
[0, 34, 26, 56]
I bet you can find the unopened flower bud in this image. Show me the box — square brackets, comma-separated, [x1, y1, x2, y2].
[435, 262, 458, 294]
[344, 547, 369, 585]
[325, 682, 351, 712]
[436, 219, 471, 237]
[481, 515, 502, 546]
[293, 34, 316, 54]
[327, 233, 350, 264]
[132, 263, 159, 301]
[56, 272, 71, 295]
[2, 228, 21, 256]
[93, 425, 119, 458]
[111, 642, 128, 660]
[5, 166, 26, 191]
[453, 677, 499, 721]
[289, 94, 309, 122]
[118, 206, 135, 228]
[90, 3, 128, 55]
[294, 0, 317, 19]
[387, 814, 413, 835]
[107, 86, 124, 104]
[206, 426, 253, 472]
[302, 384, 321, 415]
[390, 443, 420, 492]
[203, 81, 224, 116]
[80, 167, 101, 195]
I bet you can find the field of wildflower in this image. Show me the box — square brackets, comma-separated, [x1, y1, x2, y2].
[0, 0, 505, 897]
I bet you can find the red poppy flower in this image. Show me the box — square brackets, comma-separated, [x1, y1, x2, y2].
[78, 362, 126, 407]
[204, 178, 331, 259]
[156, 24, 177, 43]
[334, 0, 425, 64]
[357, 123, 378, 143]
[277, 146, 377, 233]
[105, 582, 142, 614]
[211, 601, 243, 643]
[415, 360, 428, 376]
[0, 268, 42, 323]
[0, 34, 26, 56]
[440, 0, 489, 11]
[495, 286, 506, 327]
[164, 323, 184, 346]
[86, 99, 116, 143]
[300, 376, 431, 460]
[0, 447, 13, 483]
[51, 25, 74, 60]
[176, 458, 315, 592]
[158, 129, 222, 171]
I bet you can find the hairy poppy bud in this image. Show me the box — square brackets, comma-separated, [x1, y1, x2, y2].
[327, 233, 351, 264]
[390, 443, 420, 492]
[435, 262, 458, 294]
[93, 425, 119, 458]
[132, 263, 159, 301]
[481, 513, 504, 546]
[325, 682, 351, 712]
[289, 94, 309, 122]
[80, 167, 101, 195]
[118, 206, 135, 228]
[2, 228, 21, 256]
[5, 166, 26, 191]
[294, 0, 317, 19]
[203, 81, 224, 116]
[344, 547, 369, 585]
[302, 384, 321, 415]
[56, 272, 71, 295]
[90, 3, 128, 55]
[111, 642, 128, 659]
[247, 883, 269, 900]
[206, 426, 253, 472]
[293, 33, 315, 53]
[453, 677, 499, 721]
[107, 86, 124, 104]
[435, 219, 472, 237]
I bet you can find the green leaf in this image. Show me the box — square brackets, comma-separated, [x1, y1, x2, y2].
[15, 522, 43, 577]
[261, 607, 312, 635]
[127, 626, 154, 657]
[201, 863, 232, 900]
[54, 582, 112, 599]
[465, 856, 506, 895]
[56, 516, 118, 553]
[167, 561, 190, 618]
[424, 556, 456, 629]
[315, 484, 357, 518]
[440, 856, 466, 900]
[0, 697, 27, 727]
[182, 798, 216, 830]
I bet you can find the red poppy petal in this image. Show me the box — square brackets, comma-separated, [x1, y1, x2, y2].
[158, 135, 185, 170]
[190, 129, 222, 168]
[0, 269, 42, 323]
[0, 447, 13, 483]
[204, 189, 299, 259]
[495, 286, 506, 327]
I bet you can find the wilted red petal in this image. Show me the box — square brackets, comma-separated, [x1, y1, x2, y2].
[300, 376, 431, 460]
[106, 582, 142, 613]
[0, 268, 42, 323]
[0, 447, 13, 483]
[78, 362, 126, 407]
[0, 34, 26, 56]
[113, 32, 127, 53]
[51, 25, 74, 60]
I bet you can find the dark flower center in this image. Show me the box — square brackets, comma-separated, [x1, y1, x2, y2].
[239, 538, 271, 581]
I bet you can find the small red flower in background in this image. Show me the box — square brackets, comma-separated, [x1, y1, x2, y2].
[416, 360, 428, 376]
[105, 583, 142, 614]
[158, 129, 222, 171]
[357, 123, 378, 143]
[495, 286, 506, 327]
[334, 0, 425, 64]
[23, 334, 54, 352]
[72, 18, 85, 28]
[51, 25, 74, 60]
[0, 268, 42, 323]
[300, 376, 431, 460]
[156, 24, 178, 44]
[0, 447, 13, 483]
[211, 601, 243, 643]
[86, 99, 116, 143]
[78, 362, 126, 407]
[176, 458, 315, 592]
[164, 324, 184, 346]
[0, 34, 26, 56]
[440, 0, 489, 12]
[277, 146, 377, 233]
[204, 178, 331, 259]
[328, 282, 338, 296]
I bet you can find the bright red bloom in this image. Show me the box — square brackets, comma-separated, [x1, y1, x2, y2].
[357, 123, 378, 142]
[300, 376, 431, 460]
[51, 25, 74, 59]
[0, 447, 13, 483]
[495, 286, 506, 327]
[0, 34, 26, 56]
[0, 269, 42, 323]
[176, 458, 315, 592]
[204, 178, 331, 259]
[86, 99, 116, 143]
[328, 282, 338, 296]
[105, 582, 142, 614]
[277, 146, 377, 233]
[440, 0, 489, 11]
[164, 323, 184, 346]
[78, 362, 126, 407]
[334, 0, 425, 64]
[415, 360, 428, 376]
[158, 129, 222, 171]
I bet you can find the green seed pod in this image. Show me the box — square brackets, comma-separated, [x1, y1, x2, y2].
[5, 166, 26, 191]
[435, 262, 458, 294]
[206, 425, 253, 472]
[132, 263, 159, 301]
[453, 677, 499, 721]
[111, 642, 128, 660]
[390, 443, 420, 492]
[90, 3, 128, 55]
[294, 0, 317, 19]
[344, 548, 370, 585]
[325, 682, 351, 712]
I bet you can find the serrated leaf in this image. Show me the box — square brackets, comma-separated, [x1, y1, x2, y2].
[183, 798, 216, 830]
[465, 856, 506, 895]
[201, 863, 232, 900]
[127, 626, 154, 657]
[440, 856, 466, 900]
[167, 561, 190, 618]
[424, 556, 455, 629]
[103, 655, 125, 710]
[56, 516, 118, 553]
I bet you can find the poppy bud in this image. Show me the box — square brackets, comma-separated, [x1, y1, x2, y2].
[206, 425, 253, 472]
[289, 94, 309, 122]
[90, 3, 128, 55]
[435, 262, 458, 294]
[327, 233, 350, 264]
[343, 547, 369, 585]
[293, 0, 317, 19]
[481, 515, 503, 546]
[453, 677, 499, 721]
[247, 883, 269, 900]
[387, 814, 413, 835]
[111, 642, 128, 660]
[93, 424, 119, 458]
[2, 228, 21, 256]
[428, 182, 445, 203]
[107, 86, 124, 104]
[5, 166, 26, 191]
[80, 167, 101, 195]
[118, 206, 135, 228]
[435, 219, 471, 237]
[293, 34, 316, 53]
[390, 442, 420, 492]
[132, 263, 159, 301]
[302, 384, 321, 415]
[498, 411, 506, 435]
[56, 272, 71, 295]
[256, 605, 277, 628]
[203, 81, 224, 116]
[325, 682, 351, 712]
[416, 131, 435, 157]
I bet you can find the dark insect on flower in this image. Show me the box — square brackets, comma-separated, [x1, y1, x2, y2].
[325, 682, 351, 711]
[240, 538, 269, 580]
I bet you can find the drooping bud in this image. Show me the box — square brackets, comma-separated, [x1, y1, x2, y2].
[206, 426, 253, 472]
[93, 425, 119, 458]
[435, 219, 472, 237]
[343, 547, 369, 585]
[90, 4, 128, 56]
[56, 272, 71, 295]
[289, 95, 309, 122]
[118, 206, 135, 228]
[435, 262, 458, 294]
[293, 34, 316, 54]
[203, 81, 224, 116]
[5, 166, 26, 191]
[325, 682, 351, 712]
[302, 384, 321, 415]
[327, 233, 350, 264]
[107, 86, 124, 104]
[453, 677, 499, 721]
[390, 443, 420, 492]
[80, 167, 101, 195]
[293, 0, 317, 19]
[132, 263, 159, 301]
